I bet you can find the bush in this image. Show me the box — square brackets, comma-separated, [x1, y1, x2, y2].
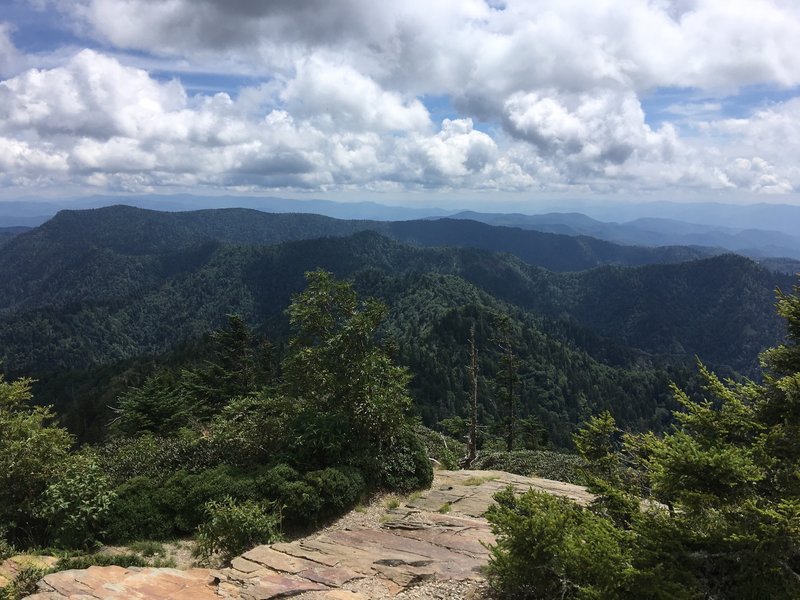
[96, 434, 223, 486]
[415, 425, 464, 470]
[194, 497, 281, 564]
[0, 566, 49, 600]
[474, 450, 587, 485]
[0, 375, 73, 547]
[161, 467, 261, 534]
[256, 464, 321, 527]
[56, 553, 149, 570]
[305, 467, 365, 521]
[37, 453, 116, 549]
[105, 476, 174, 543]
[373, 427, 434, 492]
[106, 465, 270, 543]
[485, 487, 632, 599]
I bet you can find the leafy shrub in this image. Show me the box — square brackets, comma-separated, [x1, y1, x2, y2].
[208, 394, 294, 466]
[369, 427, 434, 492]
[105, 476, 174, 543]
[485, 487, 631, 599]
[96, 434, 223, 486]
[0, 566, 49, 600]
[194, 497, 281, 564]
[474, 450, 587, 485]
[256, 464, 320, 527]
[162, 467, 262, 534]
[0, 375, 73, 546]
[55, 552, 149, 570]
[0, 537, 15, 561]
[127, 540, 166, 557]
[37, 452, 116, 549]
[304, 467, 365, 521]
[106, 465, 270, 543]
[415, 425, 464, 470]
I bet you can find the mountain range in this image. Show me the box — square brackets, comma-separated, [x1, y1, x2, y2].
[0, 205, 792, 446]
[3, 196, 800, 260]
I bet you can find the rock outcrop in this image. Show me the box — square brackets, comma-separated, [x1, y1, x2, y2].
[23, 470, 591, 600]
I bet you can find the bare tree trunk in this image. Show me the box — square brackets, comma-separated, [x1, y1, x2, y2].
[506, 345, 515, 452]
[461, 323, 479, 469]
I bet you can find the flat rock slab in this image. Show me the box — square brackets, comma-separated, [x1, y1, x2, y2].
[23, 470, 590, 600]
[26, 566, 218, 600]
[221, 470, 591, 599]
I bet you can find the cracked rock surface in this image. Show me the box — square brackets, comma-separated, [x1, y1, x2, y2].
[24, 470, 591, 600]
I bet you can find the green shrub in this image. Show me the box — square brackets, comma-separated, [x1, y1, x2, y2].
[127, 540, 166, 558]
[370, 427, 433, 493]
[0, 537, 15, 561]
[37, 452, 116, 549]
[162, 467, 261, 534]
[96, 434, 223, 486]
[256, 464, 320, 527]
[415, 425, 464, 470]
[474, 450, 587, 485]
[485, 487, 632, 599]
[0, 566, 49, 600]
[105, 476, 174, 543]
[106, 465, 271, 543]
[304, 467, 365, 521]
[194, 497, 281, 564]
[0, 375, 73, 547]
[55, 553, 149, 570]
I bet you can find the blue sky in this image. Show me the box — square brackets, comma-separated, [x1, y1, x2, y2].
[1, 0, 800, 208]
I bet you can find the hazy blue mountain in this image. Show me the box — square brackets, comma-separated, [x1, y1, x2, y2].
[0, 195, 453, 226]
[451, 211, 800, 259]
[564, 200, 800, 237]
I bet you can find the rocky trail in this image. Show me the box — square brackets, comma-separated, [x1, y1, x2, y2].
[22, 470, 591, 600]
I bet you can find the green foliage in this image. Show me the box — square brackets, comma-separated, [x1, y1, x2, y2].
[105, 476, 175, 542]
[0, 538, 14, 562]
[0, 375, 73, 546]
[282, 270, 430, 491]
[56, 553, 150, 570]
[37, 452, 116, 549]
[485, 487, 633, 600]
[369, 426, 434, 493]
[0, 566, 49, 600]
[127, 540, 166, 558]
[207, 392, 294, 467]
[415, 424, 465, 470]
[194, 497, 281, 564]
[284, 269, 412, 447]
[473, 450, 587, 485]
[304, 467, 365, 521]
[111, 370, 194, 436]
[487, 281, 800, 598]
[96, 433, 221, 486]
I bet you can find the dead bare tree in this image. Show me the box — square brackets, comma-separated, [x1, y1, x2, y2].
[460, 323, 479, 468]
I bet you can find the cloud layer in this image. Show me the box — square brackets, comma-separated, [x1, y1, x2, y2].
[2, 0, 800, 199]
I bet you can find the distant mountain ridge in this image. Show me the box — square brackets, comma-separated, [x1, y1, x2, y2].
[0, 205, 791, 445]
[451, 211, 800, 260]
[0, 206, 788, 376]
[4, 195, 798, 259]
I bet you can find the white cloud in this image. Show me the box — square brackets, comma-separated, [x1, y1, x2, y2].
[0, 23, 25, 78]
[3, 1, 800, 199]
[281, 58, 431, 133]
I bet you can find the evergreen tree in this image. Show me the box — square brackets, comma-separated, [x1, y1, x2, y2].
[487, 281, 800, 599]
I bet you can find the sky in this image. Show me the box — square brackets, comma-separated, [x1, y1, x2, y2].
[1, 0, 800, 208]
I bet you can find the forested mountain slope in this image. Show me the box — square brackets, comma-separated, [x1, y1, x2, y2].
[0, 206, 716, 312]
[0, 219, 787, 376]
[0, 208, 791, 447]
